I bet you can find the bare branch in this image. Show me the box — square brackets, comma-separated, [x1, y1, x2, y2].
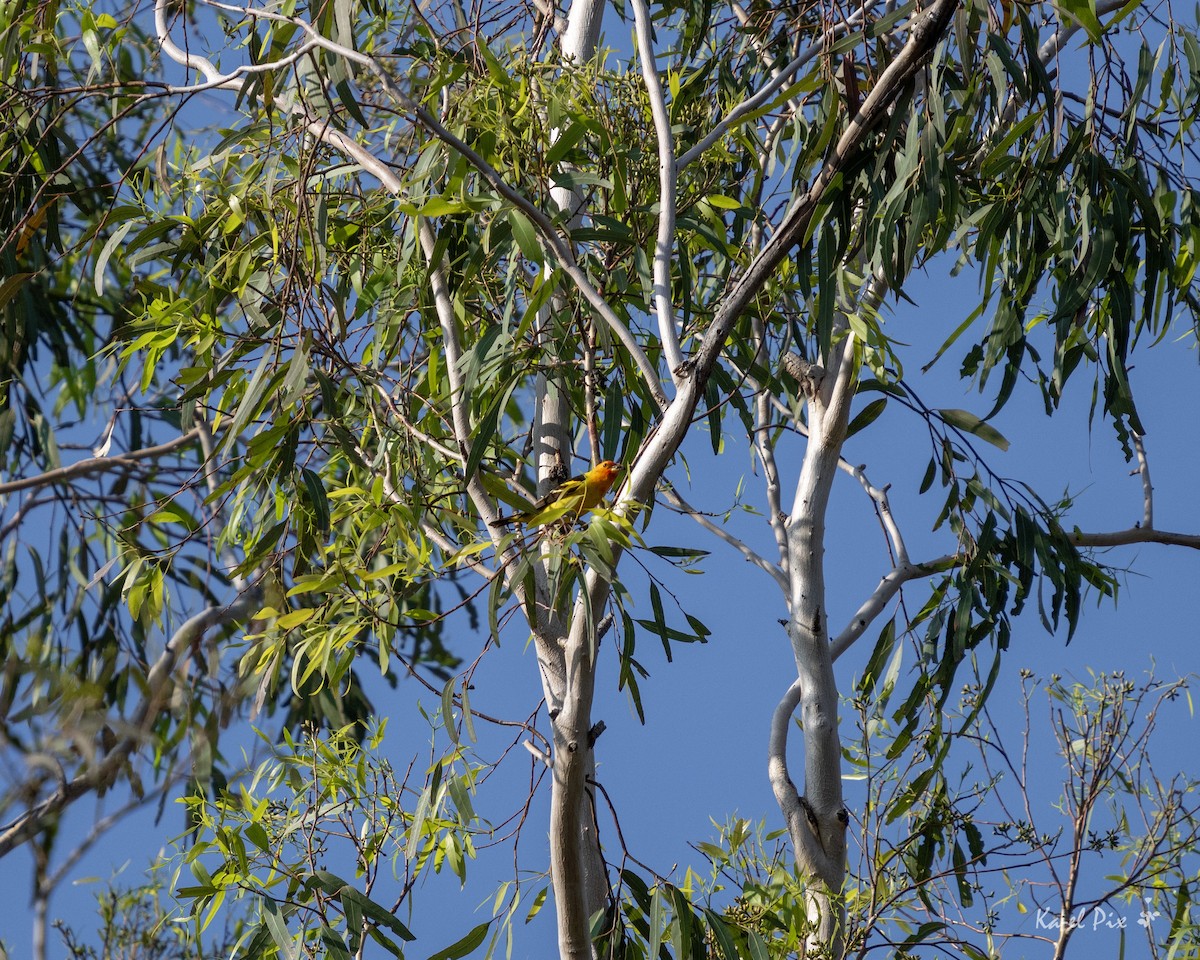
[0, 428, 201, 496]
[767, 678, 842, 882]
[413, 219, 511, 539]
[830, 554, 957, 660]
[154, 0, 239, 90]
[1071, 527, 1200, 549]
[1036, 0, 1131, 73]
[752, 320, 791, 580]
[844, 463, 909, 566]
[768, 678, 804, 806]
[523, 739, 553, 768]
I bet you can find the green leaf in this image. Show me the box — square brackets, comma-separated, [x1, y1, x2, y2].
[952, 839, 973, 905]
[441, 675, 459, 745]
[703, 908, 739, 960]
[747, 930, 771, 960]
[465, 380, 516, 487]
[226, 349, 279, 448]
[603, 381, 624, 462]
[343, 888, 415, 941]
[937, 408, 1010, 451]
[919, 456, 937, 494]
[545, 120, 589, 165]
[1056, 0, 1105, 40]
[846, 397, 887, 437]
[261, 897, 297, 960]
[417, 197, 475, 216]
[525, 886, 548, 923]
[0, 272, 36, 308]
[903, 920, 948, 944]
[319, 924, 353, 960]
[148, 501, 201, 531]
[300, 468, 330, 532]
[506, 208, 541, 263]
[648, 887, 665, 960]
[860, 619, 897, 698]
[424, 921, 490, 960]
[93, 220, 134, 295]
[405, 780, 433, 864]
[334, 78, 367, 127]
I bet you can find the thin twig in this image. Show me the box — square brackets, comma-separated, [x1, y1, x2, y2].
[660, 484, 788, 592]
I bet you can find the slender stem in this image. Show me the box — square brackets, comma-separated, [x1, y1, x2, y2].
[844, 462, 910, 566]
[829, 555, 956, 660]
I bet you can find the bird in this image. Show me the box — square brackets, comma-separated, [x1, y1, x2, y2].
[491, 460, 622, 528]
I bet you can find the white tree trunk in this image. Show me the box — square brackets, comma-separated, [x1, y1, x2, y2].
[541, 2, 613, 956]
[774, 337, 858, 953]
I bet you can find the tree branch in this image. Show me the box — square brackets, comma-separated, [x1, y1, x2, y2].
[768, 679, 803, 810]
[845, 462, 909, 565]
[0, 428, 201, 496]
[412, 219, 513, 542]
[767, 679, 842, 881]
[830, 554, 957, 661]
[630, 0, 684, 378]
[1070, 528, 1200, 549]
[1133, 433, 1153, 529]
[751, 317, 792, 581]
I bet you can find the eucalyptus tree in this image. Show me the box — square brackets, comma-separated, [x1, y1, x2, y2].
[3, 0, 1200, 956]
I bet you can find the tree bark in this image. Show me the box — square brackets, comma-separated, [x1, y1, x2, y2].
[542, 1, 615, 956]
[781, 335, 857, 952]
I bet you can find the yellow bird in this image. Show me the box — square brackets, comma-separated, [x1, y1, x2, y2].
[491, 460, 622, 528]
